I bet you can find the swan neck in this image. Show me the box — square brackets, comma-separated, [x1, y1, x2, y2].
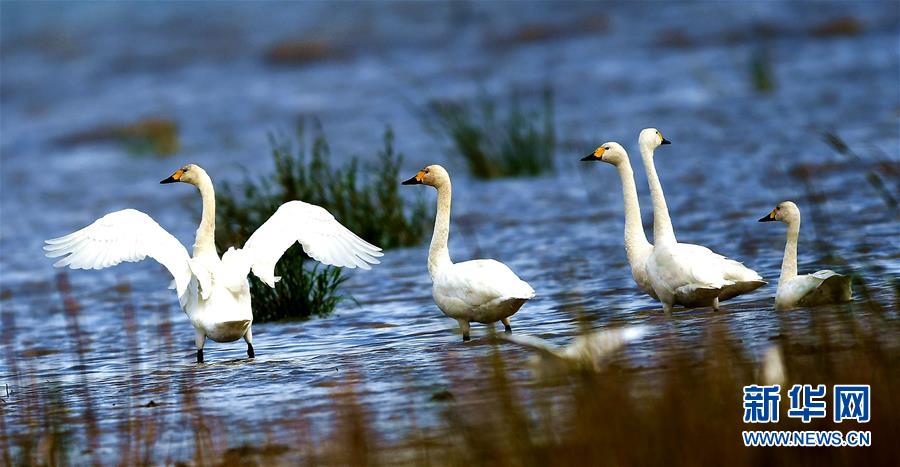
[193, 173, 217, 257]
[780, 219, 800, 284]
[640, 145, 676, 244]
[428, 181, 453, 278]
[616, 161, 651, 261]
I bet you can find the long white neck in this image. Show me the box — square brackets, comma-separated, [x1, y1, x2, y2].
[615, 160, 652, 263]
[639, 144, 676, 244]
[428, 180, 453, 278]
[779, 218, 800, 285]
[192, 171, 217, 258]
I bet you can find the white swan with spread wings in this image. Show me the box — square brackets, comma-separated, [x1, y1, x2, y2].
[44, 164, 382, 363]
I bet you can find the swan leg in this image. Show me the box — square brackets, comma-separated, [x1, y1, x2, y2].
[457, 319, 471, 342]
[501, 317, 512, 333]
[712, 297, 720, 312]
[195, 332, 206, 364]
[244, 327, 255, 359]
[662, 302, 673, 316]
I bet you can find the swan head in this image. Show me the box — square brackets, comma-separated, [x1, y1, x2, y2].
[160, 164, 205, 186]
[759, 201, 800, 224]
[401, 164, 449, 188]
[581, 142, 628, 165]
[638, 128, 671, 152]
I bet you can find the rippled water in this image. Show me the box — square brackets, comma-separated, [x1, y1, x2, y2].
[1, 1, 898, 463]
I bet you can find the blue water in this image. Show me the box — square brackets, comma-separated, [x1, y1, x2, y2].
[1, 1, 898, 462]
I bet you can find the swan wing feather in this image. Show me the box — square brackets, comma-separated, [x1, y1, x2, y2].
[242, 201, 383, 287]
[440, 260, 534, 306]
[796, 271, 852, 306]
[44, 209, 192, 304]
[649, 244, 728, 297]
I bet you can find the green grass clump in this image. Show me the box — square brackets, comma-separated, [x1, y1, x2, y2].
[216, 121, 430, 322]
[425, 88, 556, 179]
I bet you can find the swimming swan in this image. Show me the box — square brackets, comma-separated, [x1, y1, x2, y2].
[758, 201, 851, 310]
[637, 128, 765, 314]
[402, 165, 534, 341]
[580, 142, 656, 299]
[44, 164, 382, 362]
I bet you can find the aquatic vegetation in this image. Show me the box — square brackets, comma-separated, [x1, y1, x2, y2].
[216, 122, 430, 322]
[56, 117, 179, 156]
[750, 47, 776, 93]
[822, 131, 898, 212]
[424, 87, 556, 179]
[264, 39, 334, 66]
[810, 17, 863, 37]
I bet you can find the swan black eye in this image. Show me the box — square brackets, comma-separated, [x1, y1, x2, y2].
[603, 147, 610, 150]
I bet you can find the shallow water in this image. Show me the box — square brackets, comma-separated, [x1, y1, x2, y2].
[1, 1, 898, 463]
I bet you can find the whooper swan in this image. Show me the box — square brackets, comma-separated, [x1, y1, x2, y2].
[758, 201, 851, 310]
[402, 165, 534, 341]
[637, 128, 765, 314]
[45, 164, 382, 363]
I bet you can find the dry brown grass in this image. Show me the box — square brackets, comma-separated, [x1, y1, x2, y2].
[1, 274, 897, 466]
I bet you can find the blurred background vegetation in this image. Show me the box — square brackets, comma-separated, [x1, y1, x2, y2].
[423, 87, 556, 179]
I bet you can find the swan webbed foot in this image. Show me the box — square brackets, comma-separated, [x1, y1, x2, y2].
[247, 343, 255, 359]
[196, 349, 204, 364]
[462, 333, 470, 342]
[501, 317, 512, 333]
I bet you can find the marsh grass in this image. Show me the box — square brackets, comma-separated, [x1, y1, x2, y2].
[215, 121, 430, 322]
[424, 88, 556, 179]
[822, 132, 898, 213]
[3, 275, 897, 466]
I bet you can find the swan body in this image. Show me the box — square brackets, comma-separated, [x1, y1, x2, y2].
[45, 164, 382, 362]
[636, 128, 765, 313]
[502, 326, 647, 378]
[759, 201, 851, 310]
[403, 165, 534, 341]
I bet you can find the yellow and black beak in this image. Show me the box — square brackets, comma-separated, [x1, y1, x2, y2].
[758, 209, 777, 222]
[160, 169, 184, 184]
[581, 147, 605, 161]
[402, 170, 425, 185]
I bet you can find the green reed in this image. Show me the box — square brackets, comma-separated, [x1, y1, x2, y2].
[424, 88, 556, 179]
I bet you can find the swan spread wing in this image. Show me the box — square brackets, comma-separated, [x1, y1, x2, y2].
[242, 201, 383, 287]
[44, 209, 192, 305]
